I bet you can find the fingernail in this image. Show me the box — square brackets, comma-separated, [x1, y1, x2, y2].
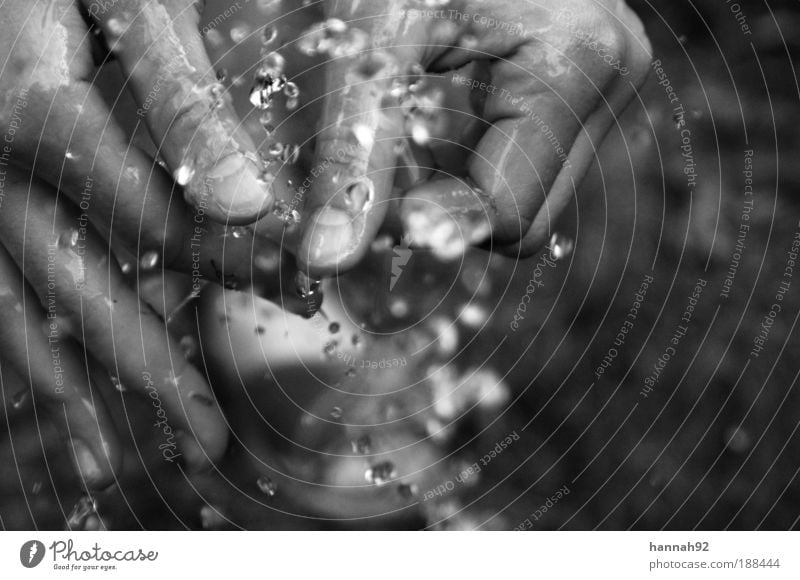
[300, 207, 357, 271]
[72, 440, 104, 486]
[189, 153, 272, 224]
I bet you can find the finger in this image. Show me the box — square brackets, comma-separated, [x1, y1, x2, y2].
[400, 2, 650, 254]
[296, 0, 431, 276]
[0, 245, 120, 489]
[0, 0, 287, 286]
[0, 167, 228, 471]
[84, 0, 273, 222]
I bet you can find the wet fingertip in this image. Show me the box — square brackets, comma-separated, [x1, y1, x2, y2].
[298, 207, 359, 275]
[72, 439, 115, 490]
[187, 153, 273, 224]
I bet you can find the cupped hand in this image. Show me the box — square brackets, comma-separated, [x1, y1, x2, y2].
[0, 0, 307, 489]
[293, 0, 651, 276]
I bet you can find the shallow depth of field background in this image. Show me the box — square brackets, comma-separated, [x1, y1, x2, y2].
[1, 0, 799, 529]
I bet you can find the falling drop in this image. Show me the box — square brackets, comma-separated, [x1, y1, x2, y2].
[64, 150, 78, 161]
[398, 482, 418, 499]
[139, 251, 159, 270]
[262, 25, 278, 45]
[323, 341, 338, 358]
[199, 505, 226, 529]
[344, 178, 374, 212]
[230, 23, 250, 44]
[351, 435, 371, 454]
[329, 322, 340, 334]
[549, 232, 574, 260]
[724, 426, 751, 453]
[174, 164, 195, 186]
[389, 297, 410, 318]
[294, 270, 322, 298]
[229, 225, 252, 239]
[272, 200, 302, 225]
[365, 461, 396, 486]
[120, 262, 133, 275]
[285, 97, 299, 111]
[11, 390, 28, 410]
[67, 495, 97, 530]
[256, 476, 277, 497]
[330, 406, 343, 419]
[216, 68, 228, 82]
[409, 116, 432, 145]
[459, 303, 488, 328]
[179, 335, 198, 359]
[352, 124, 375, 149]
[109, 375, 125, 393]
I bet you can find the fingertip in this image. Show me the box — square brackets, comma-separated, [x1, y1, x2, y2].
[298, 207, 360, 276]
[185, 153, 273, 224]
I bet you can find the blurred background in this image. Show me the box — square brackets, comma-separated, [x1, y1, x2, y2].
[1, 0, 799, 530]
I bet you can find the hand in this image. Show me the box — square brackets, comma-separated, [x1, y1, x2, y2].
[293, 0, 651, 276]
[0, 0, 306, 489]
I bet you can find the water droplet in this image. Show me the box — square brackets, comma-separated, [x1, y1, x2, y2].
[64, 150, 77, 160]
[297, 19, 366, 58]
[549, 232, 574, 260]
[69, 230, 80, 247]
[389, 297, 410, 318]
[260, 51, 286, 76]
[258, 110, 273, 128]
[174, 164, 195, 186]
[216, 68, 228, 82]
[139, 251, 159, 270]
[351, 435, 371, 454]
[31, 481, 43, 494]
[323, 341, 338, 358]
[344, 178, 374, 212]
[352, 124, 375, 149]
[294, 270, 321, 299]
[365, 461, 396, 486]
[329, 322, 340, 334]
[424, 0, 451, 6]
[281, 143, 300, 164]
[200, 505, 226, 529]
[67, 495, 97, 530]
[351, 334, 362, 347]
[459, 303, 488, 328]
[205, 28, 224, 49]
[106, 18, 125, 37]
[345, 367, 357, 378]
[229, 225, 252, 239]
[262, 25, 278, 45]
[724, 426, 751, 453]
[120, 262, 133, 275]
[256, 476, 277, 497]
[459, 34, 479, 50]
[109, 375, 125, 393]
[283, 81, 300, 99]
[409, 116, 432, 145]
[272, 200, 301, 225]
[285, 96, 299, 111]
[330, 406, 343, 419]
[208, 82, 225, 108]
[230, 23, 250, 44]
[11, 390, 28, 410]
[179, 335, 198, 359]
[398, 482, 418, 499]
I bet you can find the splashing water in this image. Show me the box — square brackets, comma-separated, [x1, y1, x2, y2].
[256, 476, 277, 497]
[294, 270, 322, 299]
[11, 390, 28, 410]
[174, 164, 195, 186]
[549, 232, 574, 260]
[365, 462, 396, 486]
